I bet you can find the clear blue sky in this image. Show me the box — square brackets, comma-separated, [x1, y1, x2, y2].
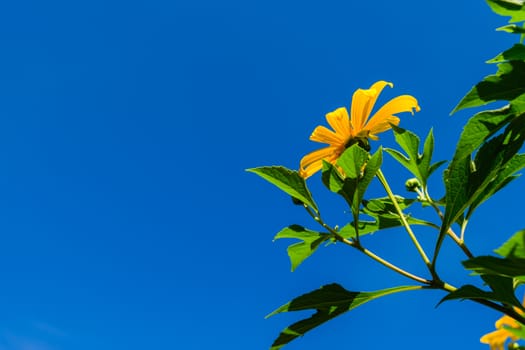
[0, 1, 521, 349]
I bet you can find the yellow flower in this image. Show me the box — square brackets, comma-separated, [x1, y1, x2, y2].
[481, 310, 525, 350]
[299, 81, 420, 179]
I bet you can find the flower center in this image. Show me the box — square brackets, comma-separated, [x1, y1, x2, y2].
[344, 137, 370, 152]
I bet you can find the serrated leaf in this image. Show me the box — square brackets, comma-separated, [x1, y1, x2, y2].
[441, 155, 472, 230]
[469, 153, 525, 213]
[486, 0, 525, 22]
[329, 145, 382, 224]
[465, 117, 525, 219]
[511, 93, 525, 114]
[496, 229, 525, 258]
[438, 285, 498, 305]
[439, 275, 522, 309]
[339, 197, 435, 238]
[488, 44, 525, 63]
[275, 225, 331, 271]
[452, 106, 515, 162]
[337, 144, 369, 179]
[247, 166, 318, 212]
[463, 256, 525, 280]
[452, 61, 525, 113]
[482, 274, 524, 310]
[386, 127, 438, 187]
[443, 115, 525, 231]
[356, 147, 383, 208]
[267, 284, 421, 350]
[321, 161, 355, 207]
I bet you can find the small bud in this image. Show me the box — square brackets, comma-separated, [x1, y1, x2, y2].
[405, 178, 421, 192]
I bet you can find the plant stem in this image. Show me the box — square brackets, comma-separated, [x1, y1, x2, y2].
[302, 207, 525, 325]
[423, 188, 474, 259]
[376, 170, 433, 271]
[302, 204, 430, 285]
[355, 245, 432, 284]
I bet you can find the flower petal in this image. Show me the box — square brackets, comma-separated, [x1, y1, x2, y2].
[480, 329, 517, 350]
[310, 125, 345, 145]
[350, 81, 393, 133]
[325, 107, 352, 138]
[364, 81, 393, 119]
[362, 115, 400, 139]
[299, 146, 339, 178]
[363, 94, 419, 136]
[373, 94, 420, 118]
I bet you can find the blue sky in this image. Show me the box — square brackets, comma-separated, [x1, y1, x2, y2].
[0, 0, 522, 349]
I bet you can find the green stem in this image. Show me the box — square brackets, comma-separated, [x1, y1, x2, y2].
[376, 170, 433, 271]
[303, 207, 525, 324]
[423, 187, 474, 259]
[302, 204, 430, 285]
[355, 245, 432, 284]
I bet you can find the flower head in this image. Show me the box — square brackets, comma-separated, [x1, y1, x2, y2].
[481, 310, 525, 350]
[299, 81, 420, 178]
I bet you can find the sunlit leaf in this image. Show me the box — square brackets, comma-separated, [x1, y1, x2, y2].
[326, 145, 382, 224]
[452, 61, 525, 113]
[469, 153, 525, 213]
[267, 284, 421, 350]
[441, 155, 472, 231]
[452, 106, 515, 162]
[511, 93, 525, 114]
[495, 229, 525, 258]
[337, 144, 369, 179]
[275, 225, 330, 271]
[247, 166, 318, 212]
[487, 44, 525, 63]
[338, 196, 435, 238]
[442, 115, 525, 230]
[385, 127, 441, 187]
[496, 24, 525, 34]
[486, 0, 525, 22]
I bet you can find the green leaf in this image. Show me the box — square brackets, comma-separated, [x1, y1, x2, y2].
[441, 155, 472, 231]
[496, 24, 525, 34]
[337, 144, 369, 179]
[452, 61, 525, 113]
[439, 285, 498, 304]
[356, 147, 383, 209]
[465, 117, 525, 218]
[496, 229, 525, 258]
[338, 196, 435, 239]
[452, 106, 516, 162]
[439, 274, 521, 309]
[482, 274, 524, 310]
[488, 44, 525, 63]
[327, 145, 382, 224]
[468, 153, 525, 213]
[385, 127, 440, 187]
[443, 115, 525, 230]
[274, 225, 331, 271]
[486, 0, 525, 22]
[247, 166, 318, 212]
[438, 283, 520, 308]
[463, 256, 525, 281]
[511, 93, 525, 114]
[267, 284, 421, 350]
